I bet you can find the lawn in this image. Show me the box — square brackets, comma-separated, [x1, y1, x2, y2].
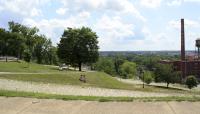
[0, 61, 59, 73]
[1, 90, 200, 102]
[0, 61, 198, 94]
[0, 72, 198, 94]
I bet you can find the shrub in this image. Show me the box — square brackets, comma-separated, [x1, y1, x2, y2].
[185, 76, 198, 89]
[120, 61, 137, 79]
[143, 71, 153, 84]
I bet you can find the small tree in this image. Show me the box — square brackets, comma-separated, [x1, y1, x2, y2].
[120, 61, 137, 79]
[185, 76, 198, 89]
[154, 64, 180, 88]
[24, 50, 31, 67]
[93, 57, 115, 75]
[143, 71, 153, 84]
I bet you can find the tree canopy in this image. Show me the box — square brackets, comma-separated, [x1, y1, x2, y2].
[154, 64, 181, 88]
[0, 21, 58, 65]
[57, 27, 99, 71]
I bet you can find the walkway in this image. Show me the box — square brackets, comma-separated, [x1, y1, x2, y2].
[1, 97, 200, 114]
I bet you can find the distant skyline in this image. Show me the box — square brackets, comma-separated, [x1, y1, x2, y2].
[0, 0, 200, 51]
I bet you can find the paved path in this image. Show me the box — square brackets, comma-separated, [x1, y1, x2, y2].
[0, 79, 188, 97]
[1, 97, 200, 114]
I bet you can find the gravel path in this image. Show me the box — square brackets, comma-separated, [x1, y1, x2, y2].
[0, 79, 192, 97]
[116, 78, 190, 91]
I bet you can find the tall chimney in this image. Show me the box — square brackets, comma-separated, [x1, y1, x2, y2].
[181, 19, 185, 61]
[181, 18, 186, 78]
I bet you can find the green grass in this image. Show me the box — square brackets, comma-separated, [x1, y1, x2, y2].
[0, 61, 59, 73]
[0, 72, 198, 94]
[0, 61, 198, 94]
[1, 89, 200, 102]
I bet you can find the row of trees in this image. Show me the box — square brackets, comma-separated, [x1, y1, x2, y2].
[93, 55, 184, 88]
[0, 21, 99, 71]
[0, 22, 58, 64]
[93, 57, 137, 79]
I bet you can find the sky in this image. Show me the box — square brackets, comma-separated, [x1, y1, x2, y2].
[0, 0, 200, 51]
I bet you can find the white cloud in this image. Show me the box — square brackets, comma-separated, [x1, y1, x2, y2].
[78, 11, 90, 19]
[140, 0, 162, 8]
[56, 8, 68, 15]
[30, 8, 42, 17]
[94, 15, 134, 50]
[185, 0, 200, 2]
[60, 0, 146, 22]
[75, 0, 106, 10]
[169, 19, 200, 29]
[0, 0, 47, 17]
[167, 0, 182, 6]
[0, 6, 3, 11]
[167, 0, 200, 6]
[22, 11, 91, 44]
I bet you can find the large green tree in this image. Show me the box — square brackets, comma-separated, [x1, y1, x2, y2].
[57, 27, 99, 71]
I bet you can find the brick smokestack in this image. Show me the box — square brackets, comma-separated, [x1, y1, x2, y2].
[181, 19, 185, 61]
[181, 18, 186, 78]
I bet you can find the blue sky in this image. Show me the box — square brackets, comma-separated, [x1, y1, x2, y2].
[0, 0, 200, 51]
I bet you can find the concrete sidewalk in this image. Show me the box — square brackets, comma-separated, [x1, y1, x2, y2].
[1, 97, 200, 114]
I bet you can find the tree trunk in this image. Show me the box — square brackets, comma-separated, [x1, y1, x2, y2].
[167, 83, 169, 88]
[78, 62, 82, 71]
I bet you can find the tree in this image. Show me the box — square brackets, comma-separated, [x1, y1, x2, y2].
[114, 55, 124, 75]
[0, 28, 7, 56]
[142, 71, 153, 84]
[8, 32, 25, 59]
[154, 64, 180, 88]
[34, 35, 46, 64]
[8, 21, 39, 57]
[185, 76, 198, 89]
[24, 49, 31, 67]
[120, 61, 137, 79]
[57, 27, 99, 71]
[93, 57, 115, 75]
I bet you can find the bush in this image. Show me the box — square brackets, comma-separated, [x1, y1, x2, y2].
[185, 76, 198, 89]
[143, 71, 153, 84]
[93, 57, 115, 75]
[120, 61, 137, 79]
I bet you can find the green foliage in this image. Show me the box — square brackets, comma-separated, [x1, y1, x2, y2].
[93, 57, 115, 75]
[154, 64, 181, 88]
[0, 21, 58, 65]
[185, 76, 198, 89]
[143, 71, 153, 84]
[114, 55, 125, 75]
[120, 61, 137, 79]
[23, 50, 31, 63]
[57, 27, 99, 71]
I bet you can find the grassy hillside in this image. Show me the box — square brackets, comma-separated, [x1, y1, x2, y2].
[0, 61, 59, 73]
[0, 61, 197, 94]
